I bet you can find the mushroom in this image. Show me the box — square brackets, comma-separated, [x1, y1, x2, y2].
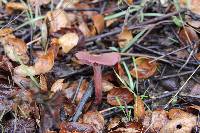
[75, 51, 121, 104]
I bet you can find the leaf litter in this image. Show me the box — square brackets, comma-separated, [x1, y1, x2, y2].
[0, 0, 200, 132]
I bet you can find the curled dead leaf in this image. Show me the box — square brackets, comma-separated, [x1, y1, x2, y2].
[6, 2, 28, 14]
[83, 111, 105, 132]
[46, 9, 71, 33]
[14, 44, 58, 77]
[1, 35, 29, 64]
[92, 14, 105, 34]
[134, 96, 145, 121]
[34, 49, 54, 74]
[58, 32, 79, 53]
[118, 28, 133, 48]
[130, 57, 157, 79]
[51, 79, 64, 93]
[107, 87, 134, 106]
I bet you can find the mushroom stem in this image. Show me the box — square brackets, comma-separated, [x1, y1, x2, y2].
[93, 63, 102, 104]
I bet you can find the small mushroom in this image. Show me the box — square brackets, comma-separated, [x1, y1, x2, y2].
[75, 51, 121, 104]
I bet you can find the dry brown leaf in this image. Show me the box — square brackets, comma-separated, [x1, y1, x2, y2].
[134, 96, 145, 121]
[28, 0, 50, 6]
[130, 57, 157, 79]
[0, 28, 13, 37]
[40, 74, 48, 92]
[78, 22, 91, 37]
[143, 110, 169, 132]
[168, 108, 193, 120]
[46, 9, 71, 33]
[160, 116, 197, 133]
[107, 87, 134, 106]
[107, 117, 121, 131]
[2, 35, 29, 64]
[59, 122, 94, 133]
[118, 28, 133, 48]
[179, 26, 199, 45]
[102, 80, 114, 92]
[14, 44, 58, 76]
[180, 0, 200, 15]
[83, 111, 105, 132]
[34, 50, 54, 74]
[58, 32, 79, 53]
[92, 14, 105, 34]
[51, 79, 64, 93]
[6, 2, 28, 14]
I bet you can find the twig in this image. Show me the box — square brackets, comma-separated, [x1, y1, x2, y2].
[164, 65, 200, 109]
[70, 80, 94, 122]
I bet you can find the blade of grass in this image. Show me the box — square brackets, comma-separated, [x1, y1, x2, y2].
[104, 5, 141, 20]
[132, 57, 139, 94]
[15, 15, 45, 31]
[122, 61, 135, 91]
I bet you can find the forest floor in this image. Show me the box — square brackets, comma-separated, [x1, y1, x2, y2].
[0, 0, 200, 132]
